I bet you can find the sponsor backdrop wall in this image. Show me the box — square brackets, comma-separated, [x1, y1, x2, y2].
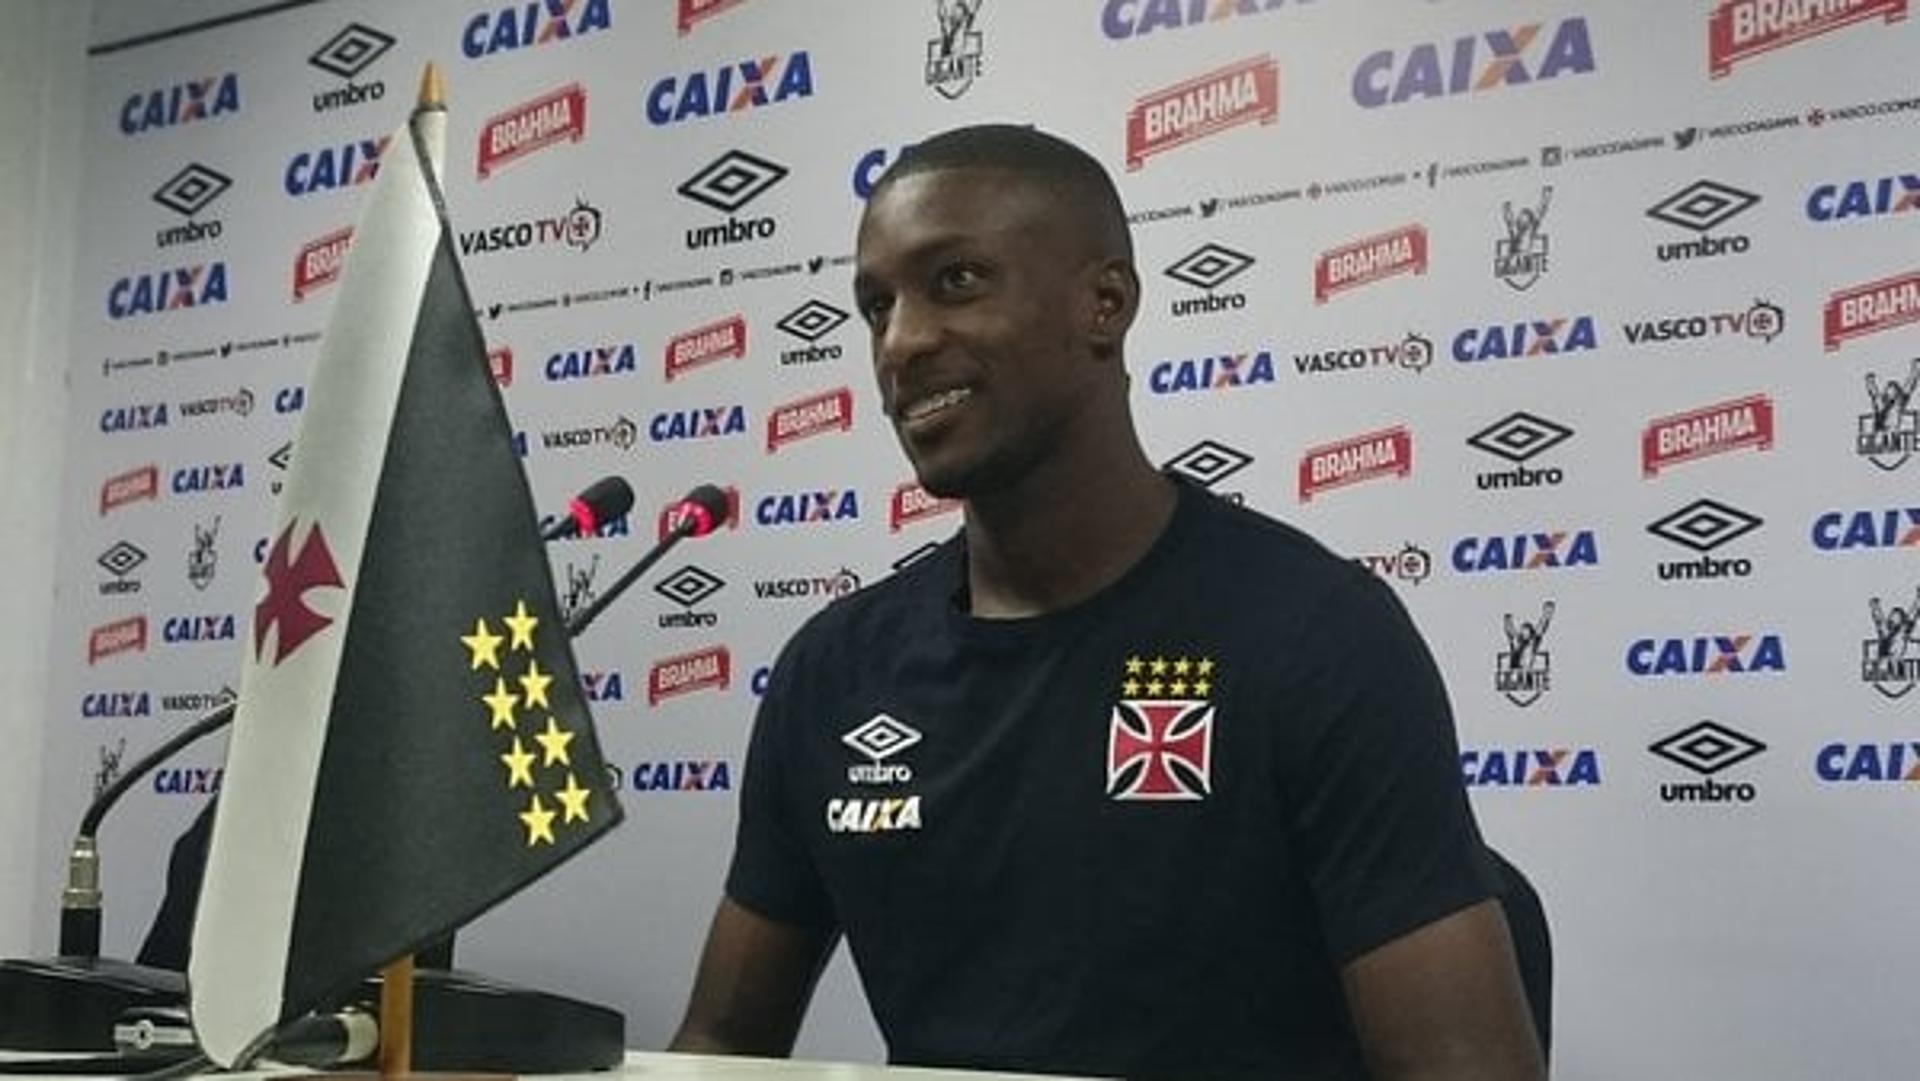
[37, 0, 1918, 1075]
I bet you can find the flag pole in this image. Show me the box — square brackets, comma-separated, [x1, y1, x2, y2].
[372, 61, 447, 1081]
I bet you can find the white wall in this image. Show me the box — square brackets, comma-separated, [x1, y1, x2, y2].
[0, 0, 89, 958]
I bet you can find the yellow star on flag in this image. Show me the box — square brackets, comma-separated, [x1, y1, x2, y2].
[503, 599, 539, 652]
[519, 659, 553, 711]
[461, 618, 504, 671]
[519, 794, 556, 846]
[555, 773, 591, 824]
[535, 716, 575, 768]
[500, 737, 536, 789]
[482, 678, 519, 731]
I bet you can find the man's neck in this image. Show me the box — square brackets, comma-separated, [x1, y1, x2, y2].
[961, 447, 1177, 620]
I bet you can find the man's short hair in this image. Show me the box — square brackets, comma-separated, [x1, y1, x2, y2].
[870, 123, 1134, 261]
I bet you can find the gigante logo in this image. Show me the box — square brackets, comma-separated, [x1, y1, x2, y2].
[1466, 411, 1573, 491]
[1451, 316, 1597, 362]
[463, 0, 612, 59]
[1645, 180, 1760, 261]
[1858, 359, 1920, 471]
[285, 136, 389, 196]
[1460, 747, 1601, 787]
[1861, 587, 1920, 699]
[1646, 498, 1763, 581]
[1451, 530, 1599, 573]
[678, 149, 788, 250]
[1351, 17, 1595, 109]
[1648, 720, 1765, 805]
[308, 23, 394, 113]
[646, 51, 816, 126]
[1101, 0, 1309, 39]
[151, 163, 230, 248]
[1148, 350, 1276, 393]
[1162, 243, 1254, 317]
[1626, 634, 1786, 676]
[108, 263, 228, 320]
[119, 74, 240, 135]
[1807, 172, 1920, 221]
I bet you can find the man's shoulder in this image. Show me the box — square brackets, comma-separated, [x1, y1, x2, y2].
[1175, 486, 1377, 602]
[781, 533, 959, 658]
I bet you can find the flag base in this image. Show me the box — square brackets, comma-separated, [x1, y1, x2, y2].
[356, 968, 624, 1074]
[0, 955, 184, 1051]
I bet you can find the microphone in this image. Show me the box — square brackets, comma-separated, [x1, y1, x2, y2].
[540, 476, 634, 541]
[564, 484, 730, 637]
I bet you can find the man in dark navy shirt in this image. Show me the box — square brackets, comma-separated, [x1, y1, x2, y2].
[670, 124, 1544, 1080]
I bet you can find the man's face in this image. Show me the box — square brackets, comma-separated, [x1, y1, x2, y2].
[853, 168, 1104, 499]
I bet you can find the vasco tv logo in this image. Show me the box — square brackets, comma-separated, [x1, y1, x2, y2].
[1649, 721, 1764, 805]
[777, 300, 850, 366]
[458, 197, 603, 256]
[119, 74, 239, 136]
[462, 0, 611, 59]
[1163, 243, 1253, 318]
[151, 163, 230, 248]
[1102, 0, 1310, 41]
[1352, 17, 1596, 109]
[107, 263, 228, 320]
[646, 51, 816, 126]
[1647, 498, 1762, 581]
[1857, 359, 1920, 471]
[1467, 411, 1572, 491]
[1148, 350, 1276, 394]
[1495, 601, 1554, 707]
[1647, 180, 1760, 262]
[679, 150, 788, 251]
[309, 23, 394, 113]
[1621, 299, 1783, 346]
[1292, 333, 1432, 376]
[284, 135, 389, 196]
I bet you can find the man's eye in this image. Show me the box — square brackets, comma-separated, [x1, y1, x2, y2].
[938, 264, 983, 292]
[857, 295, 892, 325]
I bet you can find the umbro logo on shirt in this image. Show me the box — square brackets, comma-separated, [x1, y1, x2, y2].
[829, 713, 925, 834]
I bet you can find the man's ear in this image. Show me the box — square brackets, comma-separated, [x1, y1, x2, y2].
[1087, 259, 1140, 360]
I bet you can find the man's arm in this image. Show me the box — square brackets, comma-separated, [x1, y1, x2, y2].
[669, 897, 838, 1057]
[1341, 900, 1545, 1081]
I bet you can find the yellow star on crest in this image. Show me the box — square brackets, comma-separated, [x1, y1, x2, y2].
[555, 773, 591, 824]
[1145, 679, 1165, 697]
[1168, 679, 1189, 697]
[535, 716, 575, 768]
[461, 618, 504, 671]
[1122, 678, 1141, 697]
[503, 600, 539, 652]
[1193, 677, 1213, 697]
[1196, 657, 1216, 677]
[519, 794, 556, 846]
[500, 737, 536, 789]
[1173, 657, 1192, 676]
[482, 678, 519, 731]
[1149, 656, 1169, 676]
[1124, 655, 1145, 676]
[519, 659, 553, 711]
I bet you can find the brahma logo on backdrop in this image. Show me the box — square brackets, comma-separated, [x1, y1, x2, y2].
[1817, 741, 1920, 784]
[1858, 359, 1920, 470]
[766, 388, 853, 453]
[1162, 243, 1253, 318]
[1451, 529, 1600, 573]
[1351, 17, 1595, 109]
[653, 566, 725, 629]
[545, 343, 636, 383]
[87, 616, 148, 665]
[1125, 55, 1278, 171]
[755, 489, 860, 528]
[677, 0, 753, 35]
[678, 149, 789, 251]
[1824, 270, 1920, 352]
[1147, 349, 1277, 394]
[1460, 747, 1601, 788]
[294, 228, 352, 302]
[1292, 333, 1433, 377]
[459, 197, 603, 256]
[1467, 411, 1573, 491]
[1314, 224, 1427, 303]
[665, 316, 748, 380]
[646, 51, 816, 126]
[1646, 180, 1760, 261]
[1621, 298, 1784, 347]
[890, 481, 960, 531]
[107, 262, 228, 320]
[1648, 721, 1765, 805]
[646, 645, 731, 705]
[1647, 498, 1763, 581]
[1641, 394, 1774, 477]
[81, 691, 150, 719]
[1626, 634, 1787, 676]
[99, 402, 168, 437]
[1452, 315, 1597, 363]
[477, 84, 587, 180]
[1297, 425, 1412, 502]
[650, 404, 747, 443]
[119, 73, 239, 135]
[540, 510, 629, 541]
[1861, 588, 1920, 699]
[159, 686, 235, 717]
[777, 300, 851, 366]
[308, 23, 393, 113]
[151, 163, 230, 248]
[1708, 0, 1907, 79]
[1807, 171, 1920, 221]
[1102, 0, 1310, 40]
[99, 465, 159, 516]
[461, 0, 611, 59]
[284, 136, 389, 197]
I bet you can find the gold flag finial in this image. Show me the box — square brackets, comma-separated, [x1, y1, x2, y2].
[417, 62, 446, 110]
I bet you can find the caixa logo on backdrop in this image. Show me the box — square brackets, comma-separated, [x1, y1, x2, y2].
[1351, 16, 1595, 109]
[119, 73, 239, 135]
[646, 51, 816, 126]
[1451, 315, 1597, 363]
[1147, 349, 1276, 394]
[1626, 634, 1786, 677]
[1459, 747, 1601, 788]
[462, 0, 611, 59]
[1806, 171, 1920, 222]
[1816, 741, 1920, 784]
[650, 404, 747, 443]
[284, 136, 389, 197]
[99, 402, 168, 436]
[755, 489, 860, 528]
[107, 263, 228, 320]
[159, 613, 237, 647]
[1451, 529, 1599, 573]
[1101, 0, 1311, 40]
[308, 23, 394, 113]
[80, 690, 150, 719]
[544, 342, 637, 383]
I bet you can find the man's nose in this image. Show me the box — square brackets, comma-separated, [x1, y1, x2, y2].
[877, 294, 942, 372]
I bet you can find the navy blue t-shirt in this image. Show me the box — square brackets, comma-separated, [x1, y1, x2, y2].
[727, 481, 1496, 1079]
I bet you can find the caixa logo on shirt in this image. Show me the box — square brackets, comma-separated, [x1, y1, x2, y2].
[1460, 747, 1601, 788]
[119, 73, 239, 135]
[107, 263, 228, 320]
[646, 51, 815, 126]
[1351, 17, 1595, 109]
[462, 0, 611, 60]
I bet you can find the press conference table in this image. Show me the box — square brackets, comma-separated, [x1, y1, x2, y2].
[0, 1050, 1090, 1079]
